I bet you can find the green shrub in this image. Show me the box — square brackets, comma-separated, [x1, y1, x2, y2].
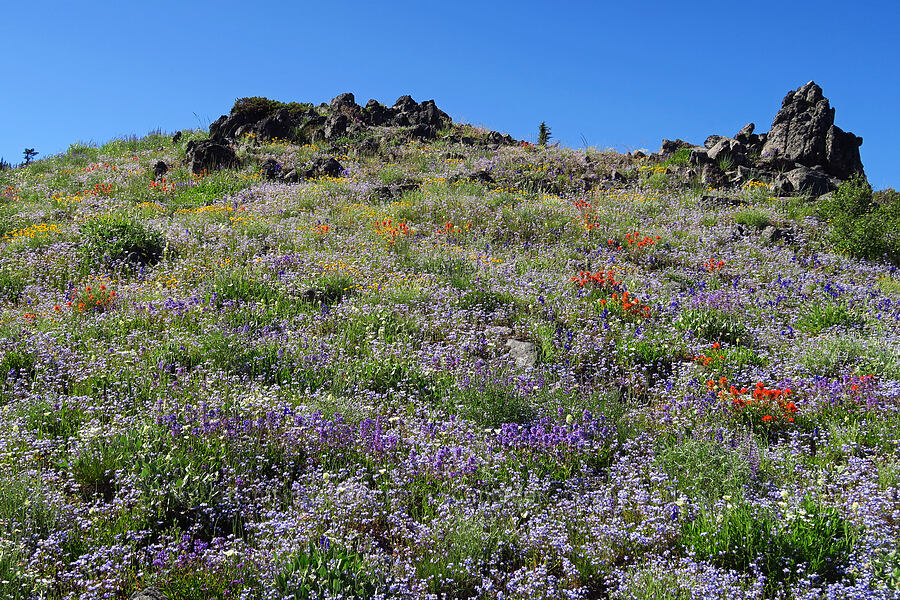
[275, 539, 380, 600]
[210, 269, 281, 305]
[664, 147, 692, 166]
[677, 308, 751, 345]
[231, 96, 314, 121]
[734, 208, 772, 229]
[874, 546, 900, 591]
[78, 214, 165, 267]
[458, 289, 519, 314]
[680, 496, 859, 596]
[795, 303, 860, 335]
[655, 437, 752, 501]
[819, 176, 900, 262]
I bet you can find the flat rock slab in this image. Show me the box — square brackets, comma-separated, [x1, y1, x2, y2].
[506, 339, 537, 368]
[130, 587, 169, 600]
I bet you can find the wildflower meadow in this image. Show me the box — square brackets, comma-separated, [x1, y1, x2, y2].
[1, 111, 899, 600]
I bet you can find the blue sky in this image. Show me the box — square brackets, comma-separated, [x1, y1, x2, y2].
[2, 1, 898, 188]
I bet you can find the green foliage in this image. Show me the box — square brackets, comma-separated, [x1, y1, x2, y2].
[655, 436, 752, 501]
[416, 514, 520, 596]
[458, 289, 519, 314]
[664, 147, 691, 167]
[210, 269, 281, 305]
[78, 213, 165, 268]
[795, 303, 860, 335]
[275, 539, 380, 600]
[873, 546, 900, 591]
[443, 378, 534, 428]
[156, 557, 260, 600]
[171, 171, 250, 210]
[733, 208, 772, 229]
[680, 496, 859, 596]
[231, 96, 314, 121]
[24, 398, 84, 439]
[800, 334, 900, 379]
[677, 308, 751, 345]
[819, 176, 900, 262]
[538, 121, 551, 147]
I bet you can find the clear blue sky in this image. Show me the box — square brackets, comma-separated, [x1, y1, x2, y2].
[2, 1, 898, 188]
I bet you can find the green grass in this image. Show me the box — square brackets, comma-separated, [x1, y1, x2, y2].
[734, 207, 772, 229]
[680, 496, 860, 597]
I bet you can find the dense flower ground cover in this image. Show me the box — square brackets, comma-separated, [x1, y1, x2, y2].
[0, 123, 899, 599]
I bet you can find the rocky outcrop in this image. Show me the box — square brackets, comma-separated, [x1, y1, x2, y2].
[657, 81, 865, 196]
[184, 140, 238, 174]
[208, 93, 455, 146]
[761, 81, 863, 179]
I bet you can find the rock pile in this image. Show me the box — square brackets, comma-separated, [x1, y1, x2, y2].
[659, 81, 865, 197]
[208, 93, 460, 146]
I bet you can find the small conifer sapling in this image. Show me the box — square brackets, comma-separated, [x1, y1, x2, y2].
[538, 122, 551, 147]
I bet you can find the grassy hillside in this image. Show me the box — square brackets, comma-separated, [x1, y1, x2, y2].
[0, 120, 898, 599]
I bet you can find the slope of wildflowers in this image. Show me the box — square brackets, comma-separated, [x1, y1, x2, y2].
[0, 122, 899, 600]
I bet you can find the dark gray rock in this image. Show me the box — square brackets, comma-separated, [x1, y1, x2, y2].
[282, 168, 300, 183]
[393, 95, 419, 113]
[486, 131, 516, 146]
[707, 138, 748, 166]
[171, 131, 182, 144]
[356, 137, 380, 157]
[660, 138, 691, 155]
[409, 124, 437, 140]
[363, 100, 391, 126]
[129, 587, 169, 600]
[330, 92, 361, 120]
[704, 135, 727, 149]
[184, 140, 237, 174]
[253, 108, 299, 141]
[323, 114, 349, 140]
[760, 81, 864, 179]
[700, 164, 728, 188]
[773, 165, 840, 197]
[690, 147, 711, 165]
[761, 225, 784, 244]
[260, 158, 281, 180]
[152, 161, 168, 178]
[735, 123, 755, 142]
[303, 157, 344, 179]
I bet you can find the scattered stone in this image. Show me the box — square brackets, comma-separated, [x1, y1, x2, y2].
[659, 138, 691, 155]
[761, 225, 784, 244]
[303, 157, 344, 179]
[171, 131, 182, 144]
[409, 124, 437, 141]
[700, 164, 728, 188]
[690, 147, 711, 165]
[373, 182, 420, 200]
[506, 339, 537, 368]
[735, 122, 755, 143]
[260, 158, 281, 180]
[184, 140, 237, 174]
[282, 168, 300, 183]
[356, 137, 380, 157]
[152, 160, 168, 178]
[129, 587, 169, 600]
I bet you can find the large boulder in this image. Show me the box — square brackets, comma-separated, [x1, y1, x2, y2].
[185, 140, 237, 174]
[760, 81, 863, 179]
[773, 165, 841, 197]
